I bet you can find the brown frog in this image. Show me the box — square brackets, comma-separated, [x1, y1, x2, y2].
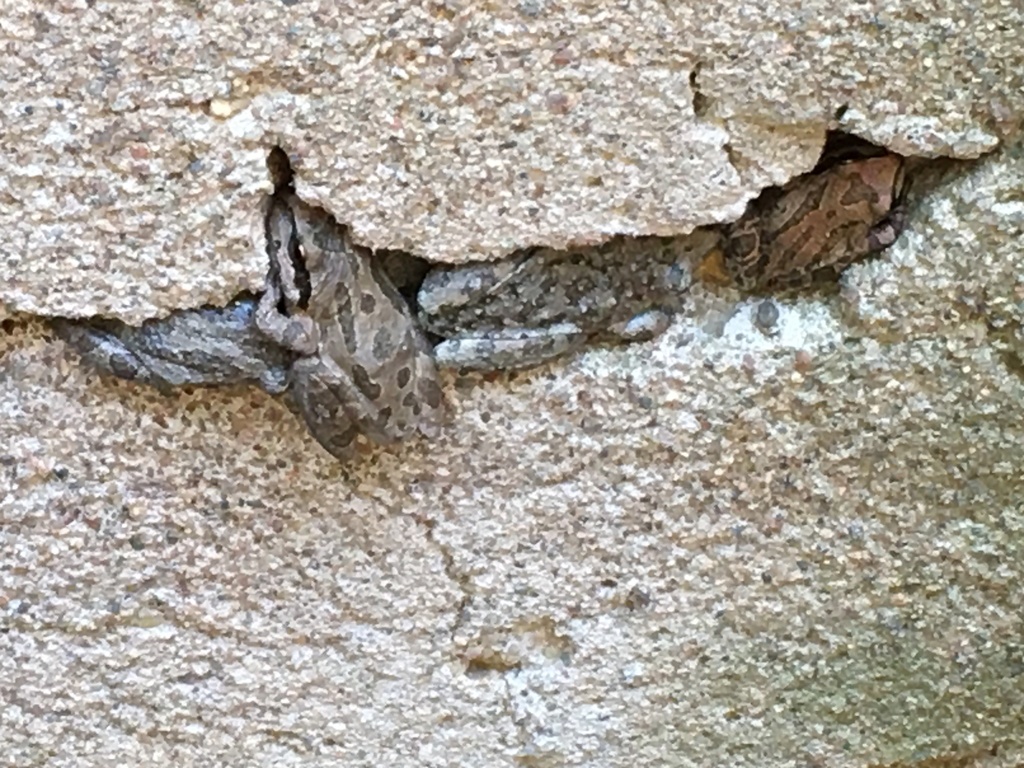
[722, 152, 907, 291]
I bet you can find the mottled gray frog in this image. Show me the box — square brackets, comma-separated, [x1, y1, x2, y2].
[55, 192, 445, 461]
[417, 232, 717, 370]
[722, 152, 907, 291]
[255, 192, 445, 458]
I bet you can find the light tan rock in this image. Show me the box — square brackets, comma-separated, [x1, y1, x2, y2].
[2, 1, 1021, 320]
[3, 140, 1024, 766]
[5, 1, 1024, 764]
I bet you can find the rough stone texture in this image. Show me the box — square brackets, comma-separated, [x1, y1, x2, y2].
[4, 138, 1024, 766]
[1, 0, 1022, 321]
[5, 1, 1024, 765]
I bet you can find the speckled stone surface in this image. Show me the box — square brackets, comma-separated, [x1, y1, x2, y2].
[3, 142, 1024, 766]
[1, 1, 1022, 321]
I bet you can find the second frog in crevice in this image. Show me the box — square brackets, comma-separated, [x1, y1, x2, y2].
[720, 133, 909, 292]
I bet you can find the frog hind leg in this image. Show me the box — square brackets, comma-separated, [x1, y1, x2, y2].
[53, 318, 177, 394]
[608, 309, 673, 342]
[284, 358, 364, 460]
[432, 323, 589, 371]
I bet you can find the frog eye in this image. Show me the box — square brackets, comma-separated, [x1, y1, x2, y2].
[891, 161, 907, 200]
[298, 240, 328, 271]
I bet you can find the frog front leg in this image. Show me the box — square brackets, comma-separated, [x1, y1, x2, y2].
[865, 205, 907, 252]
[431, 310, 676, 371]
[607, 308, 674, 343]
[253, 278, 320, 357]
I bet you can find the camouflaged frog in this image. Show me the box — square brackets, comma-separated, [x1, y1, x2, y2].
[254, 192, 445, 459]
[722, 152, 907, 291]
[51, 297, 293, 396]
[55, 192, 445, 461]
[417, 231, 718, 370]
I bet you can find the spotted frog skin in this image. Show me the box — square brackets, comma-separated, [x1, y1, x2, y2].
[722, 152, 907, 291]
[254, 192, 445, 458]
[51, 297, 293, 396]
[416, 232, 717, 370]
[55, 192, 445, 461]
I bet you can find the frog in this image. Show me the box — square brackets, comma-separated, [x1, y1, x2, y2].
[721, 150, 907, 292]
[254, 191, 445, 459]
[51, 296, 293, 396]
[55, 190, 445, 461]
[416, 230, 718, 370]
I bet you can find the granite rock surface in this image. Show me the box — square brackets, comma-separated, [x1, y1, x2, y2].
[3, 1, 1024, 766]
[3, 142, 1024, 766]
[1, 0, 1021, 320]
